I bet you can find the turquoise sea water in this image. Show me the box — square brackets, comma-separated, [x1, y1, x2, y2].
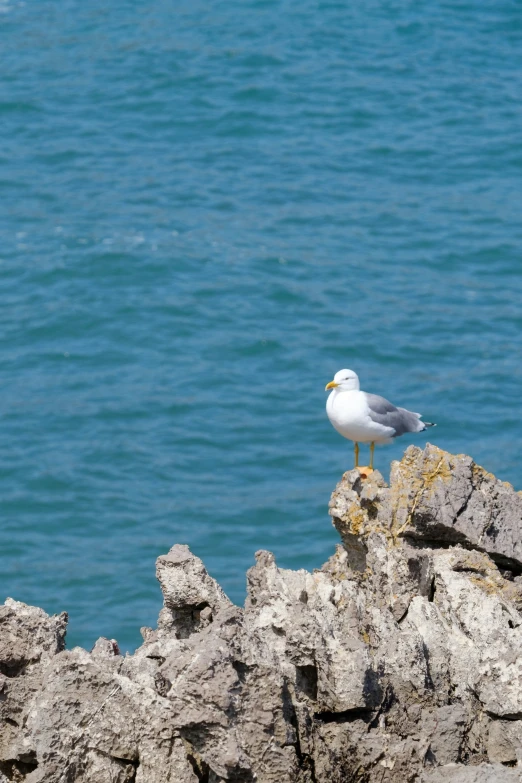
[2, 1, 522, 651]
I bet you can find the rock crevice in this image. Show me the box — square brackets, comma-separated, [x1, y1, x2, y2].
[1, 445, 522, 782]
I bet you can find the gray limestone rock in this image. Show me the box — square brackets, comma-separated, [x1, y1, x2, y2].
[155, 543, 232, 638]
[2, 446, 522, 782]
[420, 763, 522, 782]
[0, 598, 67, 676]
[390, 444, 522, 571]
[487, 719, 522, 765]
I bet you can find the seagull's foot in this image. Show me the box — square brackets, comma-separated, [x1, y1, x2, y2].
[356, 465, 374, 479]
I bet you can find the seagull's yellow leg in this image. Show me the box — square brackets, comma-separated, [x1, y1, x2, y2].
[356, 443, 373, 478]
[370, 442, 375, 470]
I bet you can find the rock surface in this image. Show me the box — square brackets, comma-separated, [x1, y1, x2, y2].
[1, 445, 522, 782]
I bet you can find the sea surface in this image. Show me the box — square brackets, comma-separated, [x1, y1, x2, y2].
[2, 0, 522, 652]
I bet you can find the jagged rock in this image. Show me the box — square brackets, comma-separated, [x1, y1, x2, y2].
[244, 549, 380, 713]
[390, 445, 522, 571]
[91, 636, 121, 659]
[155, 544, 232, 638]
[2, 445, 522, 781]
[0, 598, 67, 676]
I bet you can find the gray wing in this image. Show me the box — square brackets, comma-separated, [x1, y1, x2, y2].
[364, 393, 424, 437]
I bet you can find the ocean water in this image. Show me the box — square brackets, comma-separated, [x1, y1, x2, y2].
[2, 0, 522, 652]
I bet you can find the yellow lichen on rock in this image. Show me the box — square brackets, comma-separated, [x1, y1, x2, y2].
[348, 503, 366, 536]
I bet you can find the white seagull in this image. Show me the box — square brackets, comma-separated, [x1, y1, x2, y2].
[325, 369, 435, 472]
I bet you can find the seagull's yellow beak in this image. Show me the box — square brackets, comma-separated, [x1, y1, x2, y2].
[325, 380, 339, 391]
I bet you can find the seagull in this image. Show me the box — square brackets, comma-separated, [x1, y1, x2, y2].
[325, 369, 435, 472]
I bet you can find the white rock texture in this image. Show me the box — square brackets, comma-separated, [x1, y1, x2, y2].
[1, 445, 522, 781]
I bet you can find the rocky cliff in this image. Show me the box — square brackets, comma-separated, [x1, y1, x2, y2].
[2, 445, 522, 783]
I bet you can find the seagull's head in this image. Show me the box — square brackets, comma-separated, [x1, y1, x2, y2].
[325, 369, 360, 392]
